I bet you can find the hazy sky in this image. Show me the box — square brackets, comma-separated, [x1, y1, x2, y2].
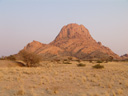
[0, 0, 128, 56]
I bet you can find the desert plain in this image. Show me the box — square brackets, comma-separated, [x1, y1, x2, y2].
[0, 60, 128, 96]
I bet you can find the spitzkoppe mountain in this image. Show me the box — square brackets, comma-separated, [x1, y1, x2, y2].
[20, 23, 120, 60]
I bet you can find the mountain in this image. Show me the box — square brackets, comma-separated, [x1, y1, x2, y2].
[19, 23, 120, 60]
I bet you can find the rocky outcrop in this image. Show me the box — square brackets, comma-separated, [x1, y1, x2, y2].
[20, 23, 120, 60]
[121, 54, 128, 60]
[54, 23, 93, 41]
[23, 40, 46, 53]
[51, 23, 119, 59]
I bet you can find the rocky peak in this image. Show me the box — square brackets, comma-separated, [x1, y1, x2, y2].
[54, 23, 93, 41]
[23, 40, 45, 53]
[25, 40, 43, 47]
[121, 54, 128, 58]
[123, 54, 128, 57]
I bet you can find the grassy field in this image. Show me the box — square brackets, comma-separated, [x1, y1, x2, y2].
[0, 60, 128, 96]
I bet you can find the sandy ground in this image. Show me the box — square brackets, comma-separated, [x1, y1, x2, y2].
[0, 60, 128, 96]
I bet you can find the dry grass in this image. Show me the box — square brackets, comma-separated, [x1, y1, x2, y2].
[0, 60, 128, 96]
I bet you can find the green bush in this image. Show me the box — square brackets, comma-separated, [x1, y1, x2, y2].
[77, 63, 86, 67]
[92, 64, 104, 69]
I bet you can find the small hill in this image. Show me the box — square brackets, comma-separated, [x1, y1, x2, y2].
[121, 54, 128, 60]
[23, 40, 46, 53]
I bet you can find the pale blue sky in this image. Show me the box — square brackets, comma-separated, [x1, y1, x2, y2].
[0, 0, 128, 56]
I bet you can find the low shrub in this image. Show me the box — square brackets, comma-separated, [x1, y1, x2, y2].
[96, 60, 103, 63]
[92, 64, 104, 69]
[76, 59, 81, 63]
[0, 56, 6, 60]
[89, 60, 92, 63]
[68, 57, 72, 61]
[63, 59, 68, 61]
[63, 61, 72, 64]
[77, 63, 86, 67]
[0, 55, 16, 61]
[6, 55, 16, 61]
[54, 59, 60, 63]
[19, 50, 42, 67]
[105, 60, 108, 63]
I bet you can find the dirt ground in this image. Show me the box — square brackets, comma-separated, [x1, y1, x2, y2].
[0, 60, 128, 96]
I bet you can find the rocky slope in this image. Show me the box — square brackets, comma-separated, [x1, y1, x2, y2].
[121, 54, 128, 60]
[23, 40, 46, 53]
[20, 23, 120, 60]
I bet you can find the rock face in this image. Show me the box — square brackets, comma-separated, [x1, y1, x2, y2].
[54, 24, 93, 41]
[121, 54, 128, 60]
[23, 40, 46, 53]
[20, 23, 120, 60]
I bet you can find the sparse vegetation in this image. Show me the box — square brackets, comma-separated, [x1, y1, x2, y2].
[77, 63, 86, 67]
[19, 50, 42, 67]
[105, 60, 108, 63]
[68, 57, 72, 61]
[53, 59, 60, 63]
[0, 61, 128, 95]
[108, 56, 114, 61]
[0, 55, 16, 61]
[63, 61, 72, 64]
[17, 90, 25, 95]
[6, 55, 16, 61]
[0, 56, 6, 60]
[63, 59, 68, 61]
[89, 60, 92, 63]
[96, 60, 103, 63]
[76, 59, 81, 63]
[92, 64, 104, 69]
